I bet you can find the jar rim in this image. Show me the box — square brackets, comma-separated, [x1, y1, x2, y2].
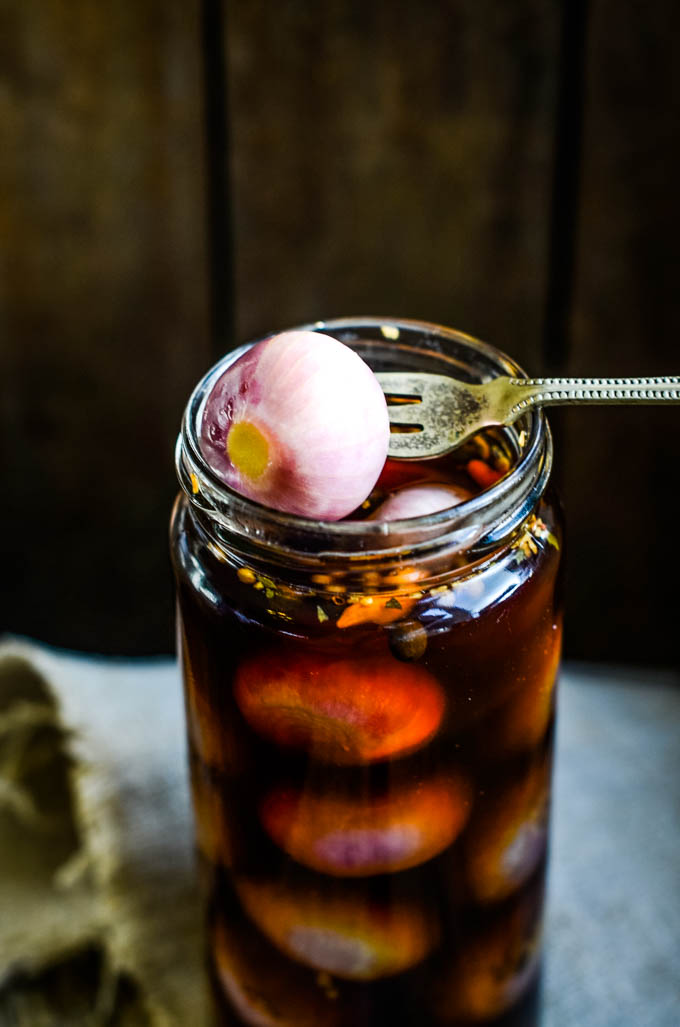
[175, 317, 552, 562]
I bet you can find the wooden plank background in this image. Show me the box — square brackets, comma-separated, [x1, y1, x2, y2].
[0, 0, 211, 653]
[1, 0, 678, 664]
[226, 0, 559, 374]
[559, 0, 680, 663]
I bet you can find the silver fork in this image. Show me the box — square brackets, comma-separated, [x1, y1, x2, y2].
[376, 372, 680, 458]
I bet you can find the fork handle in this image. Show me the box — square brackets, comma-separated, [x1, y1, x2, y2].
[506, 376, 680, 418]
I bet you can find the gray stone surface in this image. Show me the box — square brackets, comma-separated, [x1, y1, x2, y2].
[545, 665, 680, 1026]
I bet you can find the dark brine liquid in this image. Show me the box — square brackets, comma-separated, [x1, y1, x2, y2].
[172, 448, 563, 1027]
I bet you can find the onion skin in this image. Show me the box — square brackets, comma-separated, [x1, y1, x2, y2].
[200, 330, 390, 520]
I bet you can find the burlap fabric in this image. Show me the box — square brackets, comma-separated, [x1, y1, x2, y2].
[0, 639, 208, 1026]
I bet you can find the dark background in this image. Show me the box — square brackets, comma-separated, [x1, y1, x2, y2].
[1, 0, 678, 664]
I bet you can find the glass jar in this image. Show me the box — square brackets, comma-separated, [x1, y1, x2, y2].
[170, 317, 563, 1027]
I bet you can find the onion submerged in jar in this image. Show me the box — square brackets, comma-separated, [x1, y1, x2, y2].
[234, 646, 446, 764]
[369, 482, 472, 521]
[236, 877, 438, 980]
[260, 773, 472, 877]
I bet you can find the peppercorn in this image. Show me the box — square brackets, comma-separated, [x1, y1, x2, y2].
[389, 620, 428, 662]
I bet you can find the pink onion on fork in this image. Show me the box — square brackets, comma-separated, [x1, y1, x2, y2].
[200, 330, 390, 520]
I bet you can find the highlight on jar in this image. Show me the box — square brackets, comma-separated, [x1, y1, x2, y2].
[170, 318, 565, 1027]
[180, 625, 255, 774]
[188, 759, 241, 869]
[479, 616, 562, 760]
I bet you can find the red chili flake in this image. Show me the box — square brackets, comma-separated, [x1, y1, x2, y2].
[466, 460, 503, 490]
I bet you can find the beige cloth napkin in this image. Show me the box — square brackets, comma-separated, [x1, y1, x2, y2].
[0, 638, 209, 1026]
